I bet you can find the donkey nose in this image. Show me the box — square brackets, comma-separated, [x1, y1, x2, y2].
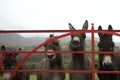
[73, 41, 80, 45]
[104, 63, 112, 67]
[73, 41, 80, 46]
[104, 63, 113, 70]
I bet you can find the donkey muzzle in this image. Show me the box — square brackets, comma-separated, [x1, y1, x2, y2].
[103, 63, 113, 70]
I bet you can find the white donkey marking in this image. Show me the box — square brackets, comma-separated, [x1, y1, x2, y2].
[103, 55, 112, 65]
[73, 36, 80, 42]
[2, 72, 11, 80]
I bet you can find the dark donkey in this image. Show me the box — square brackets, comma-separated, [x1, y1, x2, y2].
[1, 45, 29, 80]
[69, 20, 92, 80]
[97, 25, 120, 80]
[37, 34, 65, 80]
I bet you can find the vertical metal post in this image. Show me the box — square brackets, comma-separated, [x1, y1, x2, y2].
[91, 23, 95, 80]
[0, 52, 3, 69]
[0, 49, 5, 70]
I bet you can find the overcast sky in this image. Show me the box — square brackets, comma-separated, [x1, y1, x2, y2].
[0, 0, 120, 41]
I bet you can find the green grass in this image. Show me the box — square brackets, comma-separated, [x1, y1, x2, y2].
[65, 73, 70, 80]
[30, 75, 37, 80]
[95, 73, 99, 80]
[64, 73, 99, 80]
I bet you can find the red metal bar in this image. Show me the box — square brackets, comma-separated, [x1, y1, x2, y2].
[1, 51, 120, 54]
[0, 30, 91, 33]
[0, 30, 71, 33]
[95, 30, 120, 37]
[96, 51, 120, 54]
[0, 30, 120, 33]
[96, 71, 120, 74]
[91, 24, 95, 80]
[0, 51, 5, 70]
[0, 26, 120, 80]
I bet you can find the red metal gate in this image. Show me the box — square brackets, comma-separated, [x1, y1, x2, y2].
[0, 24, 120, 80]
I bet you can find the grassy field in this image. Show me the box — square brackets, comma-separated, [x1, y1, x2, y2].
[30, 75, 37, 80]
[95, 73, 99, 80]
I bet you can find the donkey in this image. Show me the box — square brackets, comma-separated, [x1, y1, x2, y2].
[97, 25, 119, 80]
[1, 45, 29, 80]
[36, 34, 65, 80]
[69, 20, 92, 80]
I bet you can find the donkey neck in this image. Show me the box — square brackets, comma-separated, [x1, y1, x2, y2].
[72, 44, 85, 69]
[72, 44, 85, 61]
[49, 56, 62, 70]
[73, 54, 84, 62]
[72, 54, 85, 69]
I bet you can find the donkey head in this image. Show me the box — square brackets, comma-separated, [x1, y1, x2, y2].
[69, 20, 88, 51]
[44, 34, 61, 61]
[98, 25, 114, 70]
[1, 45, 18, 80]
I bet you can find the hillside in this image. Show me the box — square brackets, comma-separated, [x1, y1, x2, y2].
[0, 33, 120, 51]
[0, 34, 44, 47]
[0, 34, 26, 46]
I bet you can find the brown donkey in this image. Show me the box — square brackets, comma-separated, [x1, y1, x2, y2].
[1, 45, 29, 80]
[36, 34, 65, 80]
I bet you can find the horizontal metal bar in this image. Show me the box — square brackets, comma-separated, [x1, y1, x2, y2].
[0, 30, 120, 33]
[95, 51, 120, 54]
[96, 71, 120, 74]
[0, 30, 88, 33]
[1, 51, 120, 54]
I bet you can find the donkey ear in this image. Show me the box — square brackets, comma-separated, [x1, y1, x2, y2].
[98, 25, 102, 30]
[81, 20, 88, 39]
[108, 25, 113, 36]
[19, 48, 22, 51]
[50, 34, 54, 38]
[82, 20, 88, 30]
[1, 45, 5, 51]
[98, 25, 103, 37]
[15, 48, 22, 56]
[108, 25, 113, 30]
[69, 23, 76, 30]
